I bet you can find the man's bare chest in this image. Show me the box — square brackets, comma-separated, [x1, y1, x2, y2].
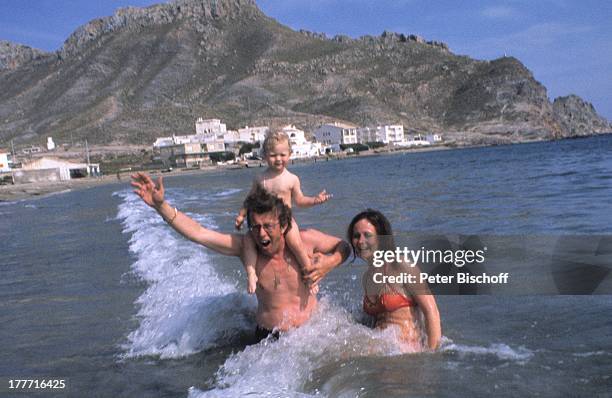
[256, 255, 301, 291]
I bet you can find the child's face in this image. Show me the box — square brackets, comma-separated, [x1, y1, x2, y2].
[265, 140, 290, 172]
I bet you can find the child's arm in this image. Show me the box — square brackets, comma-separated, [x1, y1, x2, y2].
[292, 175, 332, 208]
[235, 180, 258, 229]
[235, 207, 247, 230]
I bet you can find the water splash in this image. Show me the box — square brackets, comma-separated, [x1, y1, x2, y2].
[116, 190, 255, 359]
[189, 299, 406, 397]
[442, 339, 534, 362]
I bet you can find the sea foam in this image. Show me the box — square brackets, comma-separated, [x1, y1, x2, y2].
[189, 299, 404, 397]
[116, 190, 255, 359]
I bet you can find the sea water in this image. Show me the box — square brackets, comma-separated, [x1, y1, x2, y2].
[2, 135, 611, 397]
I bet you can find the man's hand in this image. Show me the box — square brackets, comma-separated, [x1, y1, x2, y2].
[131, 172, 165, 209]
[314, 190, 332, 205]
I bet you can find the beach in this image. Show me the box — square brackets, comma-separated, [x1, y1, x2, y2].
[0, 175, 117, 202]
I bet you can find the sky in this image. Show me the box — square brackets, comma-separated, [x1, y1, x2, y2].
[0, 0, 610, 119]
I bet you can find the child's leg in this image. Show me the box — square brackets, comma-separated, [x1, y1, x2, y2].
[285, 218, 318, 294]
[242, 233, 258, 294]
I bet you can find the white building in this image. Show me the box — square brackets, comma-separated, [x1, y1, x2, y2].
[195, 118, 227, 139]
[153, 135, 195, 148]
[154, 119, 271, 154]
[426, 134, 443, 144]
[357, 127, 378, 144]
[314, 122, 359, 146]
[0, 152, 10, 172]
[160, 143, 209, 168]
[153, 137, 174, 148]
[22, 146, 42, 155]
[397, 134, 431, 147]
[238, 126, 269, 143]
[281, 125, 322, 159]
[47, 137, 56, 151]
[153, 132, 226, 151]
[20, 157, 100, 181]
[283, 125, 308, 146]
[357, 125, 408, 145]
[222, 130, 240, 144]
[203, 140, 226, 152]
[378, 125, 405, 144]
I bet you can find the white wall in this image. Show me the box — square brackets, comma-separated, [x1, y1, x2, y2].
[0, 153, 10, 172]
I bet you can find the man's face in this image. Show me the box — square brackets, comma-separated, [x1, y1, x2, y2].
[249, 211, 286, 256]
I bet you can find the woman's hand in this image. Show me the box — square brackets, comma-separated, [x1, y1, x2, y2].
[131, 172, 165, 209]
[303, 252, 332, 285]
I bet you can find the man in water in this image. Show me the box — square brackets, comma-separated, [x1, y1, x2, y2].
[131, 172, 350, 341]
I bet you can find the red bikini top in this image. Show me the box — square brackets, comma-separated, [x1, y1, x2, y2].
[363, 284, 416, 316]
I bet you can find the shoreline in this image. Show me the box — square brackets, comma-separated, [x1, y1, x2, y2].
[1, 134, 607, 202]
[0, 145, 450, 202]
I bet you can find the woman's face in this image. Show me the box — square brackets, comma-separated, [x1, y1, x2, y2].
[351, 218, 379, 262]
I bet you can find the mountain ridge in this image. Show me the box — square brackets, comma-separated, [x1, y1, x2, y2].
[0, 0, 609, 146]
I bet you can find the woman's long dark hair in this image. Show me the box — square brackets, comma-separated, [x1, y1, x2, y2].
[347, 209, 396, 261]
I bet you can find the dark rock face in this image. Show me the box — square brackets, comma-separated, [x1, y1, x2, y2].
[553, 95, 611, 137]
[0, 0, 608, 145]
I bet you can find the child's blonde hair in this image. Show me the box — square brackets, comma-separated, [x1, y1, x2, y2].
[262, 130, 292, 155]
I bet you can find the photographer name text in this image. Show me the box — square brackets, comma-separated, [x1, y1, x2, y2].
[373, 272, 510, 285]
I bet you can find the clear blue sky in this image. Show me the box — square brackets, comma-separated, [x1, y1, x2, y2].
[1, 0, 610, 119]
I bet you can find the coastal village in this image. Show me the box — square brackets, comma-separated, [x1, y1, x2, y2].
[0, 118, 442, 190]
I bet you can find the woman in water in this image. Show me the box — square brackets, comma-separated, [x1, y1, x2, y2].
[348, 209, 441, 350]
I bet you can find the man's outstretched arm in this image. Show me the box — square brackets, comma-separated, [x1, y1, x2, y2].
[301, 229, 351, 284]
[131, 172, 242, 257]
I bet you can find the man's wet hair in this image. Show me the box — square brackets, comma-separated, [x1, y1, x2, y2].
[244, 184, 292, 233]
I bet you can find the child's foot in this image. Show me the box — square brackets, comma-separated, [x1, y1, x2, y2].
[247, 268, 258, 294]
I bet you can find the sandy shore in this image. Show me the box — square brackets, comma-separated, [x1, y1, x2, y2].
[0, 164, 241, 202]
[0, 144, 452, 202]
[0, 175, 119, 202]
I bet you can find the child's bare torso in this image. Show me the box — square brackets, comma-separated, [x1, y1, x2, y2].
[255, 169, 296, 208]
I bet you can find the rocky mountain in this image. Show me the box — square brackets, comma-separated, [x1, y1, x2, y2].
[0, 0, 609, 146]
[0, 41, 49, 71]
[552, 95, 611, 137]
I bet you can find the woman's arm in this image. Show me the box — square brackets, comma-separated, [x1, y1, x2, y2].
[300, 229, 351, 284]
[413, 293, 441, 350]
[399, 262, 441, 350]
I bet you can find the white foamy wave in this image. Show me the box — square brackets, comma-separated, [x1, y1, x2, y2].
[442, 341, 534, 362]
[572, 350, 609, 357]
[212, 188, 243, 198]
[189, 299, 405, 398]
[115, 190, 255, 359]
